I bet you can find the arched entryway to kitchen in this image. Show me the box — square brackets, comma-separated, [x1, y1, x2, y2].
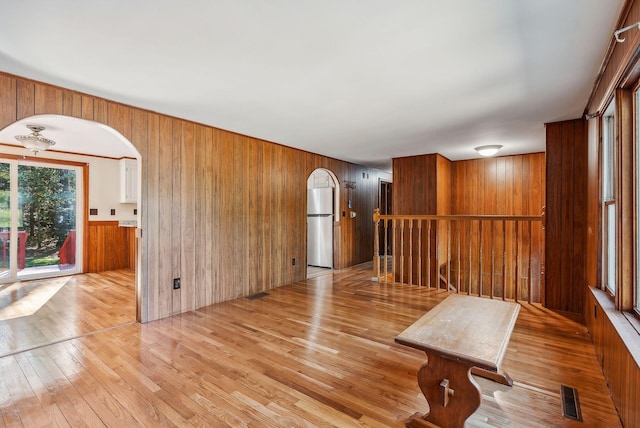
[306, 168, 340, 279]
[0, 114, 141, 357]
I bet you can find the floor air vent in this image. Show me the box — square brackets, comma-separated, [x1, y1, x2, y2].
[561, 384, 582, 422]
[246, 292, 269, 300]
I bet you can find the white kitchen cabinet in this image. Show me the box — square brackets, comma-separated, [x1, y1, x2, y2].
[120, 158, 138, 203]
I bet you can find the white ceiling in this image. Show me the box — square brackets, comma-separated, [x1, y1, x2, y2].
[0, 1, 624, 170]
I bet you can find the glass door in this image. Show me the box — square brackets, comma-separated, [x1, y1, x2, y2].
[0, 162, 10, 279]
[0, 160, 82, 283]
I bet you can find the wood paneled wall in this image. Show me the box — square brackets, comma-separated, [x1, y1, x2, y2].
[451, 154, 545, 216]
[585, 289, 640, 428]
[392, 154, 450, 283]
[545, 119, 587, 313]
[86, 221, 135, 272]
[583, 3, 640, 425]
[393, 153, 545, 216]
[392, 152, 545, 294]
[0, 72, 390, 322]
[393, 154, 450, 215]
[451, 154, 545, 301]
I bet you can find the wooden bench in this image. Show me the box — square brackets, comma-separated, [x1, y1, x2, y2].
[395, 294, 520, 428]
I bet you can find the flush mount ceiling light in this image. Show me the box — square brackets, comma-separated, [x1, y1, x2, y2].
[474, 145, 503, 157]
[14, 124, 56, 155]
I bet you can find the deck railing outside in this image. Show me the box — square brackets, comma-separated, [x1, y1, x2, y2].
[373, 209, 545, 304]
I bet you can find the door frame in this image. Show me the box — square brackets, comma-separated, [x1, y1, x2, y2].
[0, 154, 87, 282]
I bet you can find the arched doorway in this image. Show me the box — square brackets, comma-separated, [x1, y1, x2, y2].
[0, 115, 141, 356]
[306, 168, 339, 279]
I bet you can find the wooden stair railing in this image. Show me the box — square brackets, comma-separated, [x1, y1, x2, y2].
[373, 209, 545, 304]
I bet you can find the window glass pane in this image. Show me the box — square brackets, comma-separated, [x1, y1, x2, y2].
[606, 203, 616, 294]
[636, 90, 640, 310]
[602, 102, 616, 295]
[603, 115, 615, 201]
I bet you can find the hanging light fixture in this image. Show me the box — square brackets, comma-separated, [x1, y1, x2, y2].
[14, 124, 56, 155]
[474, 144, 503, 157]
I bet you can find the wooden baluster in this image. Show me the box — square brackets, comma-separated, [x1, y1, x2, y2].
[515, 221, 519, 303]
[431, 220, 440, 290]
[457, 220, 461, 294]
[479, 220, 483, 298]
[400, 219, 405, 285]
[528, 221, 532, 304]
[384, 218, 389, 283]
[490, 220, 495, 299]
[408, 220, 413, 286]
[468, 221, 472, 295]
[427, 220, 432, 288]
[392, 219, 397, 284]
[418, 220, 423, 286]
[447, 220, 451, 291]
[373, 209, 380, 280]
[502, 220, 506, 301]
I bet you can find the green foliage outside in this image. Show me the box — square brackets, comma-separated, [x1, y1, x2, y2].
[0, 163, 76, 268]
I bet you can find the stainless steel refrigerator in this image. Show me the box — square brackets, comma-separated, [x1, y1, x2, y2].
[307, 188, 333, 268]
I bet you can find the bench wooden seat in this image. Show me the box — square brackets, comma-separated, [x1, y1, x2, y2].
[395, 293, 520, 428]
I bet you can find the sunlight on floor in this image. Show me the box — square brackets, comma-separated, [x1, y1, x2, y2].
[0, 276, 71, 320]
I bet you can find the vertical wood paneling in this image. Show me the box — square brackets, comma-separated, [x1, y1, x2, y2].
[147, 113, 160, 320]
[93, 99, 108, 125]
[194, 125, 206, 308]
[108, 103, 132, 142]
[34, 83, 63, 115]
[585, 289, 640, 428]
[559, 121, 575, 311]
[16, 80, 35, 120]
[545, 119, 587, 313]
[81, 95, 94, 120]
[156, 115, 173, 319]
[0, 75, 16, 129]
[171, 119, 182, 315]
[180, 121, 196, 312]
[395, 153, 545, 298]
[0, 71, 391, 324]
[62, 90, 82, 118]
[573, 119, 588, 307]
[545, 123, 562, 308]
[452, 154, 545, 300]
[131, 108, 148, 320]
[204, 127, 214, 307]
[86, 221, 134, 272]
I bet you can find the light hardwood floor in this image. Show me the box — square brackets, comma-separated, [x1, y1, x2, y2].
[0, 270, 136, 358]
[0, 264, 621, 427]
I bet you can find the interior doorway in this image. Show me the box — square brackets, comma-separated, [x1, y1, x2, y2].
[306, 168, 339, 279]
[0, 159, 83, 283]
[379, 179, 392, 255]
[0, 115, 140, 355]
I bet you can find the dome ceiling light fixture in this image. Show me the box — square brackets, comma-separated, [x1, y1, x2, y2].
[474, 144, 503, 157]
[14, 124, 56, 155]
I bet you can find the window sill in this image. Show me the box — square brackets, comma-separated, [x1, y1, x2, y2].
[590, 287, 640, 368]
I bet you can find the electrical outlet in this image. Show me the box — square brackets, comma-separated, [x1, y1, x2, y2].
[292, 258, 296, 266]
[110, 209, 116, 215]
[173, 278, 181, 290]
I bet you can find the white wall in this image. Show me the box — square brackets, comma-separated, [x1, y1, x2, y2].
[0, 145, 138, 222]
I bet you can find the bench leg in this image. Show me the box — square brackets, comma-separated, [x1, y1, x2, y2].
[470, 366, 514, 386]
[407, 353, 481, 428]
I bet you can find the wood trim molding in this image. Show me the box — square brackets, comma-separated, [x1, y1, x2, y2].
[584, 0, 636, 114]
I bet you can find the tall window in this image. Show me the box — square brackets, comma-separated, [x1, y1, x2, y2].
[602, 102, 616, 295]
[636, 90, 640, 313]
[0, 159, 82, 283]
